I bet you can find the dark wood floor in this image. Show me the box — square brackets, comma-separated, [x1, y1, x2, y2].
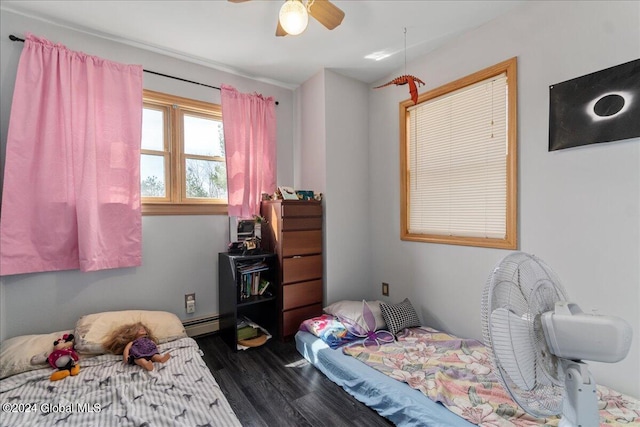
[195, 334, 393, 427]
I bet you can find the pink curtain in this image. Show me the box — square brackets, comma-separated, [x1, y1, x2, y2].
[221, 84, 276, 218]
[0, 34, 143, 275]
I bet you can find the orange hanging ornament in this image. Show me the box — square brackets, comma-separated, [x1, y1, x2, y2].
[374, 75, 425, 105]
[374, 27, 425, 105]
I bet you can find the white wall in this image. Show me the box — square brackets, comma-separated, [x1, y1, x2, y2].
[0, 9, 295, 340]
[299, 69, 373, 305]
[368, 0, 640, 398]
[324, 70, 371, 303]
[299, 70, 327, 193]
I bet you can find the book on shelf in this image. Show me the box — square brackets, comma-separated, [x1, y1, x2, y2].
[237, 325, 259, 341]
[236, 257, 272, 300]
[252, 273, 260, 295]
[240, 271, 271, 299]
[240, 272, 252, 299]
[237, 260, 268, 274]
[235, 316, 271, 350]
[258, 279, 271, 295]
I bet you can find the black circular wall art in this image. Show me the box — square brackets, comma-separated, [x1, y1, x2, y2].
[549, 58, 640, 151]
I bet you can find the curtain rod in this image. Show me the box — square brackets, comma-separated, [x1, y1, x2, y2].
[9, 34, 279, 105]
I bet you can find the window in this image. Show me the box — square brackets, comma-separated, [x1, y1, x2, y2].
[400, 57, 517, 249]
[141, 90, 227, 215]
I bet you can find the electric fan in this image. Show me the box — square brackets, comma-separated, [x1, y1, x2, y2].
[481, 252, 633, 427]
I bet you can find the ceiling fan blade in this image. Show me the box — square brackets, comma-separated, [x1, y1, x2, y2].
[308, 0, 345, 30]
[276, 20, 288, 37]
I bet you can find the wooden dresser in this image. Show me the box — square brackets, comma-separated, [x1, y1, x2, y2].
[260, 199, 323, 338]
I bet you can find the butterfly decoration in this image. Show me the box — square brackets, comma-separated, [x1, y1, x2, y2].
[339, 301, 395, 349]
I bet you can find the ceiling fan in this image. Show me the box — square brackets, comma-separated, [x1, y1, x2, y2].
[229, 0, 345, 36]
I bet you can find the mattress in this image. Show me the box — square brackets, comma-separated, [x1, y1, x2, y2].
[295, 330, 475, 427]
[0, 337, 241, 427]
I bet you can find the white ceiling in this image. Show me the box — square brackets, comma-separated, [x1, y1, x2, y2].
[2, 0, 526, 88]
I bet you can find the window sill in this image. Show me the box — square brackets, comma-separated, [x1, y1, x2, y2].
[401, 232, 517, 250]
[142, 203, 228, 216]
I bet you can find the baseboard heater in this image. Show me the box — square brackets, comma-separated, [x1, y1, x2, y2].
[182, 315, 220, 337]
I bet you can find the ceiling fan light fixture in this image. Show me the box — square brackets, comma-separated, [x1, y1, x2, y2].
[279, 0, 309, 36]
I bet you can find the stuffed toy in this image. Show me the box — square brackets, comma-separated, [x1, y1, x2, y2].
[31, 333, 80, 381]
[338, 301, 394, 349]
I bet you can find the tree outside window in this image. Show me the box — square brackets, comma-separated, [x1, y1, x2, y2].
[141, 90, 227, 215]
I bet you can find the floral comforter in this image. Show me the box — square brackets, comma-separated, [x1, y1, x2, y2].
[343, 327, 639, 426]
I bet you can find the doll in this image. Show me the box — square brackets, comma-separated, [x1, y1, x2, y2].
[103, 322, 170, 371]
[31, 333, 80, 381]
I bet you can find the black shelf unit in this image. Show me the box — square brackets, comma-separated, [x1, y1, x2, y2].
[218, 252, 278, 351]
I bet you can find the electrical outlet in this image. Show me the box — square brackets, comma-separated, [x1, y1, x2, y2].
[382, 282, 389, 296]
[185, 293, 196, 314]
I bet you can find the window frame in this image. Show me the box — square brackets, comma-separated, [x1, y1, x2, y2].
[141, 89, 227, 216]
[399, 57, 518, 249]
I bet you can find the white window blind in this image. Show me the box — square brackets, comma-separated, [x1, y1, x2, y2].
[407, 73, 508, 239]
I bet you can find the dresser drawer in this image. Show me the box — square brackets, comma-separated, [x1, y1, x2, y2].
[282, 280, 323, 311]
[283, 255, 322, 284]
[282, 303, 323, 337]
[282, 202, 322, 218]
[282, 216, 322, 231]
[282, 230, 322, 257]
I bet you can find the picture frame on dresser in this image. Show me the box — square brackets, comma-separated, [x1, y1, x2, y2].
[278, 186, 299, 200]
[295, 190, 314, 200]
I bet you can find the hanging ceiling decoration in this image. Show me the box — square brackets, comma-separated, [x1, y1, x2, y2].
[229, 0, 345, 37]
[374, 28, 425, 104]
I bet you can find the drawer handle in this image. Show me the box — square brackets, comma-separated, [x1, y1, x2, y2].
[292, 256, 302, 259]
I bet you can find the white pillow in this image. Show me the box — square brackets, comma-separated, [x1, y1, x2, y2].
[0, 330, 72, 379]
[323, 300, 387, 331]
[74, 310, 187, 354]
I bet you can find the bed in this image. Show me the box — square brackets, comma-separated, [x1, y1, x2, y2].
[0, 310, 241, 427]
[296, 299, 640, 427]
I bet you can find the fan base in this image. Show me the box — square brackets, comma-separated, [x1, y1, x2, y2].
[559, 361, 599, 427]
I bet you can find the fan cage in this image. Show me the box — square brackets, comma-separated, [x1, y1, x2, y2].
[481, 252, 570, 418]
